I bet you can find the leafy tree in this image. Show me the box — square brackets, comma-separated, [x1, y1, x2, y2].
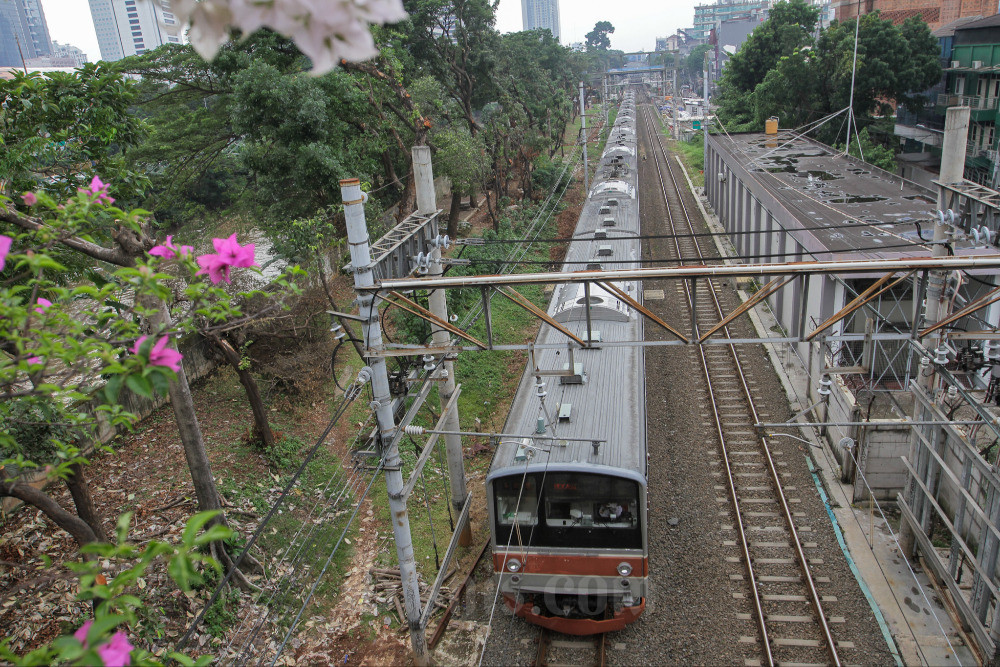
[0, 66, 149, 205]
[716, 3, 941, 155]
[404, 0, 501, 136]
[586, 21, 615, 51]
[686, 44, 713, 80]
[435, 127, 489, 237]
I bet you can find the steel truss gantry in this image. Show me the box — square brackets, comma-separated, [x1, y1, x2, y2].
[355, 256, 1000, 361]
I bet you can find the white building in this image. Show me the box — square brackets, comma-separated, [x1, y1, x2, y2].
[87, 0, 183, 61]
[521, 0, 560, 42]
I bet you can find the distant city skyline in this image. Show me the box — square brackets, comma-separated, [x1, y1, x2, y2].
[36, 0, 706, 65]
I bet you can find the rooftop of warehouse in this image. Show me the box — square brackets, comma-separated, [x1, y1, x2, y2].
[709, 131, 1000, 260]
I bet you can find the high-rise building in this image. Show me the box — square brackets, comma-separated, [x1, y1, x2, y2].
[87, 0, 183, 61]
[521, 0, 560, 42]
[692, 0, 771, 41]
[0, 0, 52, 66]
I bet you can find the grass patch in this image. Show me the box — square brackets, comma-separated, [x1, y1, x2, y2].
[673, 136, 705, 188]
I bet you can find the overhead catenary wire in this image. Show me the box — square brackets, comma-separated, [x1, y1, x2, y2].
[461, 240, 932, 267]
[268, 459, 386, 667]
[176, 385, 365, 651]
[223, 419, 374, 661]
[232, 362, 451, 663]
[457, 215, 938, 246]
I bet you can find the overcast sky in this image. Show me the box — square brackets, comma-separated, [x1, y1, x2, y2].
[40, 0, 700, 63]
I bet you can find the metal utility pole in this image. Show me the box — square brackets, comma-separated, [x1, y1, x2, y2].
[604, 75, 609, 129]
[580, 81, 589, 192]
[412, 146, 471, 547]
[900, 105, 970, 557]
[704, 50, 710, 118]
[341, 178, 428, 666]
[673, 53, 680, 140]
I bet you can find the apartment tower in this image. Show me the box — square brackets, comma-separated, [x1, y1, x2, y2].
[521, 0, 560, 41]
[87, 0, 182, 61]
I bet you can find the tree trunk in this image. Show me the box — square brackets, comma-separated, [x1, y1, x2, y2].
[146, 302, 256, 589]
[447, 190, 463, 239]
[65, 463, 108, 543]
[468, 186, 477, 209]
[207, 334, 276, 450]
[1, 475, 98, 549]
[485, 192, 498, 231]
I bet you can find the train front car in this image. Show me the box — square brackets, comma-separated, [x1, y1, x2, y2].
[486, 93, 647, 635]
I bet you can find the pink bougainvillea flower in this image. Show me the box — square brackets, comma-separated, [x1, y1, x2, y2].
[34, 297, 51, 313]
[97, 630, 134, 667]
[196, 234, 257, 284]
[132, 335, 183, 373]
[74, 619, 93, 643]
[149, 235, 193, 260]
[21, 192, 37, 206]
[26, 356, 42, 365]
[72, 620, 133, 666]
[79, 175, 114, 205]
[0, 235, 11, 271]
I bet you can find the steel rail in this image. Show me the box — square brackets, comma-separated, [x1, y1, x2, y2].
[651, 102, 842, 666]
[643, 102, 841, 666]
[640, 103, 775, 666]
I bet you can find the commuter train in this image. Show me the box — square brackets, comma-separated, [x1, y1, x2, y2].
[486, 93, 647, 635]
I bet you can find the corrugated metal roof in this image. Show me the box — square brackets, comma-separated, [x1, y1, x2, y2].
[489, 96, 646, 483]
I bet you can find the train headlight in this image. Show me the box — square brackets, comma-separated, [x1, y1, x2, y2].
[506, 558, 522, 573]
[617, 562, 633, 577]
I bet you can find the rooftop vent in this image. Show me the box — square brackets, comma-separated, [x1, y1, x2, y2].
[607, 198, 619, 207]
[597, 245, 613, 257]
[586, 262, 603, 270]
[559, 362, 585, 385]
[557, 403, 572, 422]
[599, 206, 611, 215]
[603, 217, 616, 227]
[595, 228, 608, 239]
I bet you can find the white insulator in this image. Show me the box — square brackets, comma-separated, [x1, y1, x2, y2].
[935, 345, 950, 365]
[403, 425, 425, 435]
[947, 385, 958, 399]
[357, 367, 373, 384]
[818, 375, 833, 396]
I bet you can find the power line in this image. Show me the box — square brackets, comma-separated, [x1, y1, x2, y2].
[176, 382, 365, 650]
[462, 240, 928, 267]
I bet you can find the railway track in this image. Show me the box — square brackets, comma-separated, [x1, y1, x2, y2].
[534, 628, 605, 667]
[638, 99, 846, 667]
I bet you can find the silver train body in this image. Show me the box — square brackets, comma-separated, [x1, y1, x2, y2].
[486, 93, 648, 635]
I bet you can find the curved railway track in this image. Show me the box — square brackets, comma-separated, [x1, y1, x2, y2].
[638, 98, 844, 667]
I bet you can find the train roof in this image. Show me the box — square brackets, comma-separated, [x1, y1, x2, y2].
[489, 94, 647, 484]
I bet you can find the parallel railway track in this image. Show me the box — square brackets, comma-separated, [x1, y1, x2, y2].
[638, 98, 844, 667]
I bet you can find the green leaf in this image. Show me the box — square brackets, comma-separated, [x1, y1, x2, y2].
[182, 510, 222, 547]
[104, 374, 124, 402]
[192, 523, 233, 546]
[125, 374, 153, 399]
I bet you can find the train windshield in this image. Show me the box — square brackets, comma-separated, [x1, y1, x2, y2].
[493, 472, 642, 550]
